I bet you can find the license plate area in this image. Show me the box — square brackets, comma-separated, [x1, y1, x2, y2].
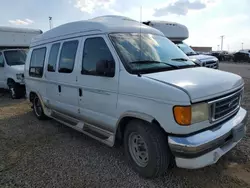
[232, 123, 246, 142]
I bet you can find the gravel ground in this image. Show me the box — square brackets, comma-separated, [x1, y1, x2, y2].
[0, 70, 250, 188]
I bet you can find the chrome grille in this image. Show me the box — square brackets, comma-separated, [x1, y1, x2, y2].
[204, 61, 217, 69]
[210, 89, 243, 122]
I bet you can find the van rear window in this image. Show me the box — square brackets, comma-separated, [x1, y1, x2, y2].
[29, 47, 46, 77]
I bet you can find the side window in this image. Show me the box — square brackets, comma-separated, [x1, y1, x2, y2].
[58, 40, 78, 73]
[29, 47, 46, 77]
[0, 53, 4, 67]
[82, 37, 114, 76]
[48, 43, 60, 72]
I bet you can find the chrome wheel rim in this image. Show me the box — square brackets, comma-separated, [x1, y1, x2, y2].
[34, 97, 42, 117]
[128, 132, 149, 167]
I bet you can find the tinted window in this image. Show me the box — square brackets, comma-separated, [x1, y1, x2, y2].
[82, 37, 114, 76]
[58, 40, 78, 73]
[0, 53, 4, 67]
[48, 43, 60, 72]
[29, 47, 46, 77]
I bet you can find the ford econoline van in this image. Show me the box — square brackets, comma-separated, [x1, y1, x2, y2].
[25, 15, 248, 178]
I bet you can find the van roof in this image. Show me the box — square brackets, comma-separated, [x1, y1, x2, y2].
[142, 20, 189, 41]
[31, 15, 164, 47]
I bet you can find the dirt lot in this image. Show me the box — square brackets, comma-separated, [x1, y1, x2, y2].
[0, 65, 250, 188]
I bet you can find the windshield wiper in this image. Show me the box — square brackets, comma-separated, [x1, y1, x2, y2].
[171, 58, 189, 61]
[130, 60, 180, 69]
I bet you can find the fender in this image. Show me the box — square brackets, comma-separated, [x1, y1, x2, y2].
[116, 111, 155, 129]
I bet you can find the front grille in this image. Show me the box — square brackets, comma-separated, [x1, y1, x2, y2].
[204, 61, 217, 69]
[210, 89, 243, 122]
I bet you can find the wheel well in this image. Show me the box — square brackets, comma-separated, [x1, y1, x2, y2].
[7, 78, 15, 85]
[29, 91, 37, 103]
[115, 117, 164, 145]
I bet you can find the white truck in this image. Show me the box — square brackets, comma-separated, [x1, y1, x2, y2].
[143, 21, 219, 69]
[0, 26, 42, 98]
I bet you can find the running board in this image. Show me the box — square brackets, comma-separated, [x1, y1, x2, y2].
[50, 110, 115, 147]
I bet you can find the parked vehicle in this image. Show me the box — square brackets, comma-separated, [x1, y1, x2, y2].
[0, 26, 42, 98]
[233, 50, 250, 62]
[211, 51, 233, 61]
[25, 15, 248, 178]
[142, 21, 219, 69]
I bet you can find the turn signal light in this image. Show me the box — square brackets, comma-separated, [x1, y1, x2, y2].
[173, 106, 191, 126]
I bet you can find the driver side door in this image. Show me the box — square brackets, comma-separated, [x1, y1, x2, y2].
[0, 52, 6, 88]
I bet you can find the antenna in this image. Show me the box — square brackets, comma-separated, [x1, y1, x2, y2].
[49, 16, 53, 29]
[139, 6, 142, 61]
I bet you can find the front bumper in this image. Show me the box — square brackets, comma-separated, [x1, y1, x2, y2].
[168, 107, 248, 169]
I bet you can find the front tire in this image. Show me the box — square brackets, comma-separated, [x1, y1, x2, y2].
[124, 120, 170, 178]
[9, 83, 20, 99]
[33, 95, 47, 120]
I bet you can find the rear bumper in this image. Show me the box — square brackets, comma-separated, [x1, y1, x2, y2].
[168, 107, 248, 169]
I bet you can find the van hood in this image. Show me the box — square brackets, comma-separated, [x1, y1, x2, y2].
[144, 67, 243, 102]
[9, 65, 25, 73]
[189, 54, 217, 62]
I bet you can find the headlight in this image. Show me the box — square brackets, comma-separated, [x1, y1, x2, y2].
[191, 59, 202, 66]
[173, 103, 209, 126]
[16, 73, 24, 80]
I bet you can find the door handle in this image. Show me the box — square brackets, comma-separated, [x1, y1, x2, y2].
[58, 85, 61, 93]
[79, 88, 82, 97]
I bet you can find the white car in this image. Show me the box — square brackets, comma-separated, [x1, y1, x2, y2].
[25, 15, 248, 178]
[0, 49, 26, 98]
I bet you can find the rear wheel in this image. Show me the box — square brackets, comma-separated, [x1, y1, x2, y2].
[33, 95, 47, 120]
[124, 120, 170, 178]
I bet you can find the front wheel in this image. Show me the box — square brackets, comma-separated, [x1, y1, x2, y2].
[124, 120, 170, 178]
[9, 83, 20, 99]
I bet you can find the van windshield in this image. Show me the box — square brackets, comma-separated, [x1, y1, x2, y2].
[174, 42, 197, 56]
[4, 50, 27, 66]
[109, 33, 196, 74]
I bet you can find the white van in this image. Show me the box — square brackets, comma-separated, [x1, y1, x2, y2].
[0, 26, 42, 98]
[25, 15, 247, 178]
[143, 21, 219, 69]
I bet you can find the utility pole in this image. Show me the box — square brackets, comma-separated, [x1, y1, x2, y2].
[220, 35, 224, 51]
[242, 42, 244, 50]
[49, 16, 53, 29]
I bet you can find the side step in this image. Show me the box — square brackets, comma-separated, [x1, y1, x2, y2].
[50, 110, 115, 147]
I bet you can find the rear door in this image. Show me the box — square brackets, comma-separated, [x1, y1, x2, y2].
[44, 42, 61, 110]
[54, 39, 80, 117]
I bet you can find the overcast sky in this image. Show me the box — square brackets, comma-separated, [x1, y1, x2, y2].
[1, 0, 249, 51]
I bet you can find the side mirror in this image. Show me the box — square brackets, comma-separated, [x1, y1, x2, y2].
[96, 60, 115, 77]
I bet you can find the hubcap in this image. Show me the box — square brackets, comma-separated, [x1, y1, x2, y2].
[34, 97, 42, 117]
[128, 132, 149, 167]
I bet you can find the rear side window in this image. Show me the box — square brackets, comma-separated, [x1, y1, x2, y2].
[58, 40, 78, 73]
[29, 47, 46, 77]
[82, 37, 114, 76]
[48, 43, 60, 72]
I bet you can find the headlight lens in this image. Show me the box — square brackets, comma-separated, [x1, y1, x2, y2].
[173, 103, 209, 126]
[16, 73, 24, 80]
[191, 59, 202, 66]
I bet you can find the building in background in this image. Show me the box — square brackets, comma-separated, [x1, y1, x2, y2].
[191, 46, 212, 53]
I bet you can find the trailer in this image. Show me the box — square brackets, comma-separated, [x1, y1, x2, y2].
[143, 21, 219, 69]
